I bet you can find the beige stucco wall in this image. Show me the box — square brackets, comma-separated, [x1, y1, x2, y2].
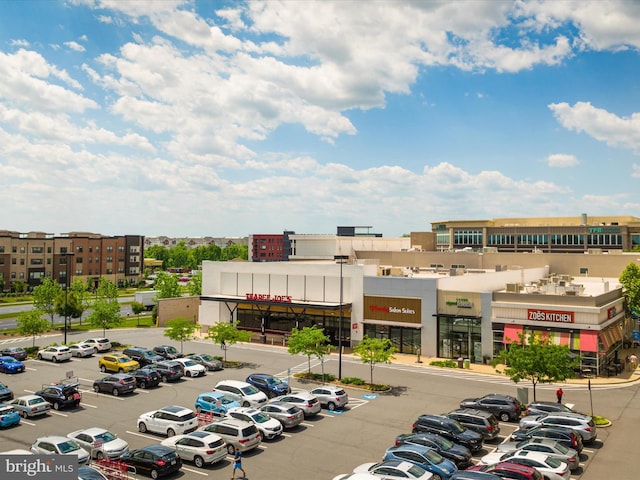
[156, 296, 200, 328]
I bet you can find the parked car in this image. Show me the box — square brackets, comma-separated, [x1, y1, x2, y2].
[518, 412, 597, 443]
[78, 466, 110, 480]
[84, 338, 111, 352]
[137, 405, 198, 437]
[271, 390, 321, 417]
[160, 431, 227, 467]
[93, 373, 137, 396]
[449, 473, 501, 480]
[333, 473, 383, 480]
[412, 414, 484, 453]
[153, 345, 183, 360]
[246, 373, 290, 398]
[0, 356, 25, 374]
[466, 462, 543, 480]
[67, 427, 130, 459]
[0, 381, 13, 401]
[459, 394, 523, 422]
[226, 406, 283, 440]
[383, 444, 458, 480]
[68, 343, 97, 358]
[130, 367, 162, 389]
[446, 408, 500, 441]
[122, 347, 164, 366]
[98, 353, 139, 373]
[525, 401, 583, 417]
[173, 357, 207, 377]
[259, 400, 305, 429]
[186, 353, 223, 371]
[198, 417, 261, 454]
[147, 360, 184, 382]
[0, 346, 27, 361]
[9, 394, 50, 418]
[35, 382, 82, 410]
[30, 436, 90, 464]
[492, 438, 579, 470]
[195, 391, 241, 416]
[395, 433, 473, 469]
[353, 460, 435, 479]
[479, 449, 573, 478]
[214, 379, 268, 407]
[309, 385, 349, 410]
[120, 444, 182, 479]
[37, 345, 72, 362]
[510, 426, 583, 453]
[0, 404, 20, 428]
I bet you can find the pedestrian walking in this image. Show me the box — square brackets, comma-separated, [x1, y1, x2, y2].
[630, 353, 638, 371]
[556, 387, 564, 404]
[231, 450, 246, 480]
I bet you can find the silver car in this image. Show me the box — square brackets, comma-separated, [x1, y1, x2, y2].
[271, 390, 321, 418]
[486, 437, 579, 470]
[9, 394, 51, 418]
[226, 406, 284, 440]
[519, 411, 597, 443]
[309, 385, 349, 411]
[67, 427, 129, 459]
[259, 401, 304, 429]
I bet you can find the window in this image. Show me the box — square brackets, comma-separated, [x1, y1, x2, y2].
[119, 246, 125, 252]
[107, 246, 113, 252]
[20, 259, 25, 265]
[76, 257, 83, 263]
[20, 246, 25, 253]
[76, 246, 83, 253]
[47, 246, 52, 253]
[106, 256, 113, 263]
[0, 246, 4, 253]
[30, 258, 43, 265]
[31, 246, 44, 253]
[12, 246, 17, 253]
[12, 258, 16, 265]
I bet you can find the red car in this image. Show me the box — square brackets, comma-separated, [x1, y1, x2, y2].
[466, 461, 543, 480]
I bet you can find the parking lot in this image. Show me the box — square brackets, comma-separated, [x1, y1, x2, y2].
[0, 328, 623, 480]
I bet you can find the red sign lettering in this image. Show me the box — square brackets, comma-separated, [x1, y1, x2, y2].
[245, 293, 292, 303]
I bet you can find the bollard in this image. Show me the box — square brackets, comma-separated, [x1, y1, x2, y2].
[416, 347, 423, 364]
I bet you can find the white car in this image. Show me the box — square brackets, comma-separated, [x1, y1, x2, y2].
[351, 460, 434, 480]
[84, 338, 112, 352]
[226, 406, 284, 440]
[67, 427, 129, 459]
[479, 450, 570, 480]
[37, 345, 73, 362]
[30, 436, 90, 464]
[137, 405, 199, 437]
[173, 357, 207, 377]
[271, 389, 321, 417]
[160, 431, 227, 467]
[68, 343, 97, 358]
[309, 385, 349, 410]
[214, 380, 268, 407]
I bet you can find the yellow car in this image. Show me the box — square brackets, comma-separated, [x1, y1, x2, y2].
[98, 353, 140, 373]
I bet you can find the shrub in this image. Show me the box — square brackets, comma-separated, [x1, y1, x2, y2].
[341, 377, 365, 385]
[429, 360, 458, 368]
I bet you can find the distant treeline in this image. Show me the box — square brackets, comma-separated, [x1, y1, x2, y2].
[145, 241, 248, 270]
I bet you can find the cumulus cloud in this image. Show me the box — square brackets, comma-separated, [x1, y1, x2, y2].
[547, 154, 579, 167]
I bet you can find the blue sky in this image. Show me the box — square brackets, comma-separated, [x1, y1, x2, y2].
[1, 0, 640, 238]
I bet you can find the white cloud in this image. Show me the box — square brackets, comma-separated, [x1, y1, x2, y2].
[64, 41, 86, 52]
[547, 154, 579, 167]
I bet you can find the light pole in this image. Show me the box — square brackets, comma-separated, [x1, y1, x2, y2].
[63, 252, 74, 344]
[334, 254, 349, 380]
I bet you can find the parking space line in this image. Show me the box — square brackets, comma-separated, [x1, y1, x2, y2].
[182, 466, 208, 476]
[125, 430, 164, 441]
[300, 422, 314, 427]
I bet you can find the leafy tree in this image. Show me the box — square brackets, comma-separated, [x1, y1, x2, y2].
[287, 326, 332, 375]
[131, 301, 146, 326]
[86, 278, 121, 336]
[494, 331, 579, 401]
[206, 321, 252, 362]
[11, 280, 28, 294]
[54, 287, 84, 321]
[164, 317, 197, 353]
[353, 335, 397, 389]
[187, 272, 202, 296]
[154, 271, 182, 299]
[17, 309, 50, 347]
[33, 278, 63, 327]
[620, 262, 640, 317]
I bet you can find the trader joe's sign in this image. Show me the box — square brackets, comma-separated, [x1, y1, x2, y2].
[527, 308, 574, 323]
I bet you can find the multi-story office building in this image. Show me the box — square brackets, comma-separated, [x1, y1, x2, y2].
[0, 230, 144, 291]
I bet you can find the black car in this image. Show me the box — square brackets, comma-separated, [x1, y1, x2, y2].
[395, 432, 473, 468]
[459, 394, 523, 422]
[78, 466, 109, 480]
[510, 425, 583, 453]
[153, 345, 183, 360]
[35, 382, 81, 410]
[446, 408, 501, 441]
[1, 346, 28, 361]
[122, 347, 164, 367]
[120, 444, 182, 478]
[246, 373, 291, 398]
[92, 373, 137, 396]
[147, 360, 184, 383]
[130, 367, 162, 389]
[0, 381, 13, 402]
[412, 414, 483, 452]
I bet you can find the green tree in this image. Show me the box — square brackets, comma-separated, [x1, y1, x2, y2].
[54, 287, 84, 321]
[33, 278, 63, 327]
[154, 271, 182, 299]
[131, 301, 146, 327]
[620, 262, 640, 318]
[86, 278, 121, 336]
[494, 331, 579, 401]
[17, 309, 50, 347]
[353, 335, 397, 389]
[11, 280, 28, 294]
[164, 317, 197, 353]
[206, 321, 252, 362]
[187, 272, 202, 296]
[287, 326, 332, 375]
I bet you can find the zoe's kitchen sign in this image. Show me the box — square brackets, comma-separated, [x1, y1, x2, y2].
[527, 308, 574, 323]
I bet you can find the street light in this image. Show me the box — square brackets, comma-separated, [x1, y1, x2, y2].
[63, 252, 74, 345]
[334, 254, 349, 380]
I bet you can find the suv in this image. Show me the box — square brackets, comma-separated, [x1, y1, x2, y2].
[412, 414, 483, 452]
[98, 354, 139, 373]
[198, 417, 261, 454]
[130, 367, 162, 389]
[137, 405, 198, 437]
[148, 360, 184, 383]
[446, 408, 501, 441]
[226, 406, 283, 440]
[92, 373, 137, 396]
[460, 394, 523, 422]
[309, 385, 349, 411]
[510, 425, 583, 453]
[153, 345, 183, 360]
[467, 461, 543, 480]
[525, 401, 582, 417]
[519, 412, 597, 443]
[35, 382, 82, 410]
[215, 380, 268, 407]
[122, 347, 164, 367]
[246, 373, 290, 398]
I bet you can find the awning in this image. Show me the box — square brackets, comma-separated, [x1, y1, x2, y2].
[503, 324, 523, 344]
[362, 319, 422, 329]
[580, 330, 598, 353]
[599, 324, 623, 351]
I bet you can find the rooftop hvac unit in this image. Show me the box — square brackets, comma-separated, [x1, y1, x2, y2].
[506, 283, 521, 293]
[539, 278, 548, 285]
[558, 280, 566, 287]
[495, 264, 507, 272]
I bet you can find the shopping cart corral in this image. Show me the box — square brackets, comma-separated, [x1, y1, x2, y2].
[90, 458, 133, 480]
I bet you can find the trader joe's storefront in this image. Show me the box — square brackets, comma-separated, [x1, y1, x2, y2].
[362, 295, 422, 354]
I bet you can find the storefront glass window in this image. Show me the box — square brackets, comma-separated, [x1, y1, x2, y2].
[438, 316, 482, 362]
